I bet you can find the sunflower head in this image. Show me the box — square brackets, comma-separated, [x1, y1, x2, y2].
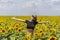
[53, 22, 58, 26]
[33, 33, 39, 39]
[38, 29, 43, 33]
[49, 28, 56, 34]
[25, 32, 31, 40]
[15, 23, 19, 28]
[17, 28, 22, 33]
[8, 26, 13, 31]
[42, 24, 48, 31]
[1, 28, 7, 34]
[16, 27, 19, 30]
[39, 32, 45, 38]
[48, 36, 57, 40]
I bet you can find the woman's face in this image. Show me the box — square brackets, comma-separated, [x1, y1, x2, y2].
[31, 16, 35, 21]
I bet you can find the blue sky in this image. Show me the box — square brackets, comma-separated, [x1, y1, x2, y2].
[0, 0, 60, 16]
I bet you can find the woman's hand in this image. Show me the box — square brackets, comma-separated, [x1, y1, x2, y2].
[12, 17, 16, 20]
[11, 17, 25, 22]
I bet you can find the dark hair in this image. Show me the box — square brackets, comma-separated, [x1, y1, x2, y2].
[32, 15, 37, 22]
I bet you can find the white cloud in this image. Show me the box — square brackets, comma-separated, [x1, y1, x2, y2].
[45, 0, 59, 2]
[0, 0, 60, 15]
[21, 0, 60, 9]
[22, 0, 42, 8]
[0, 0, 16, 10]
[0, 0, 14, 2]
[22, 1, 35, 8]
[52, 6, 60, 11]
[50, 0, 59, 2]
[0, 4, 16, 10]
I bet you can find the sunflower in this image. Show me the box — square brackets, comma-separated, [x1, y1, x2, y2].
[0, 19, 5, 22]
[33, 33, 38, 39]
[49, 28, 56, 34]
[38, 29, 43, 33]
[25, 32, 31, 40]
[14, 23, 19, 28]
[15, 27, 19, 30]
[42, 24, 48, 31]
[17, 28, 22, 33]
[53, 22, 58, 26]
[39, 32, 45, 38]
[8, 26, 13, 31]
[1, 28, 7, 34]
[48, 36, 57, 40]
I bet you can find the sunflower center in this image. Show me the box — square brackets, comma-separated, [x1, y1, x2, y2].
[19, 29, 21, 32]
[16, 27, 18, 30]
[50, 30, 53, 33]
[40, 31, 42, 33]
[16, 25, 19, 27]
[2, 30, 5, 33]
[50, 38, 55, 40]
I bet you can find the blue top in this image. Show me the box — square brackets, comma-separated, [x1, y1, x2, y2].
[25, 20, 38, 30]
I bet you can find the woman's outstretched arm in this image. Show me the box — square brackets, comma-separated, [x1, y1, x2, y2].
[12, 17, 25, 22]
[38, 21, 49, 24]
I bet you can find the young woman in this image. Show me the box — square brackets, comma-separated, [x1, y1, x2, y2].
[12, 15, 49, 34]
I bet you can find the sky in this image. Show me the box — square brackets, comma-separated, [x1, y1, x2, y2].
[0, 0, 60, 16]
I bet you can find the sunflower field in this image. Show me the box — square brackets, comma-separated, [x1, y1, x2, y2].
[0, 16, 60, 40]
